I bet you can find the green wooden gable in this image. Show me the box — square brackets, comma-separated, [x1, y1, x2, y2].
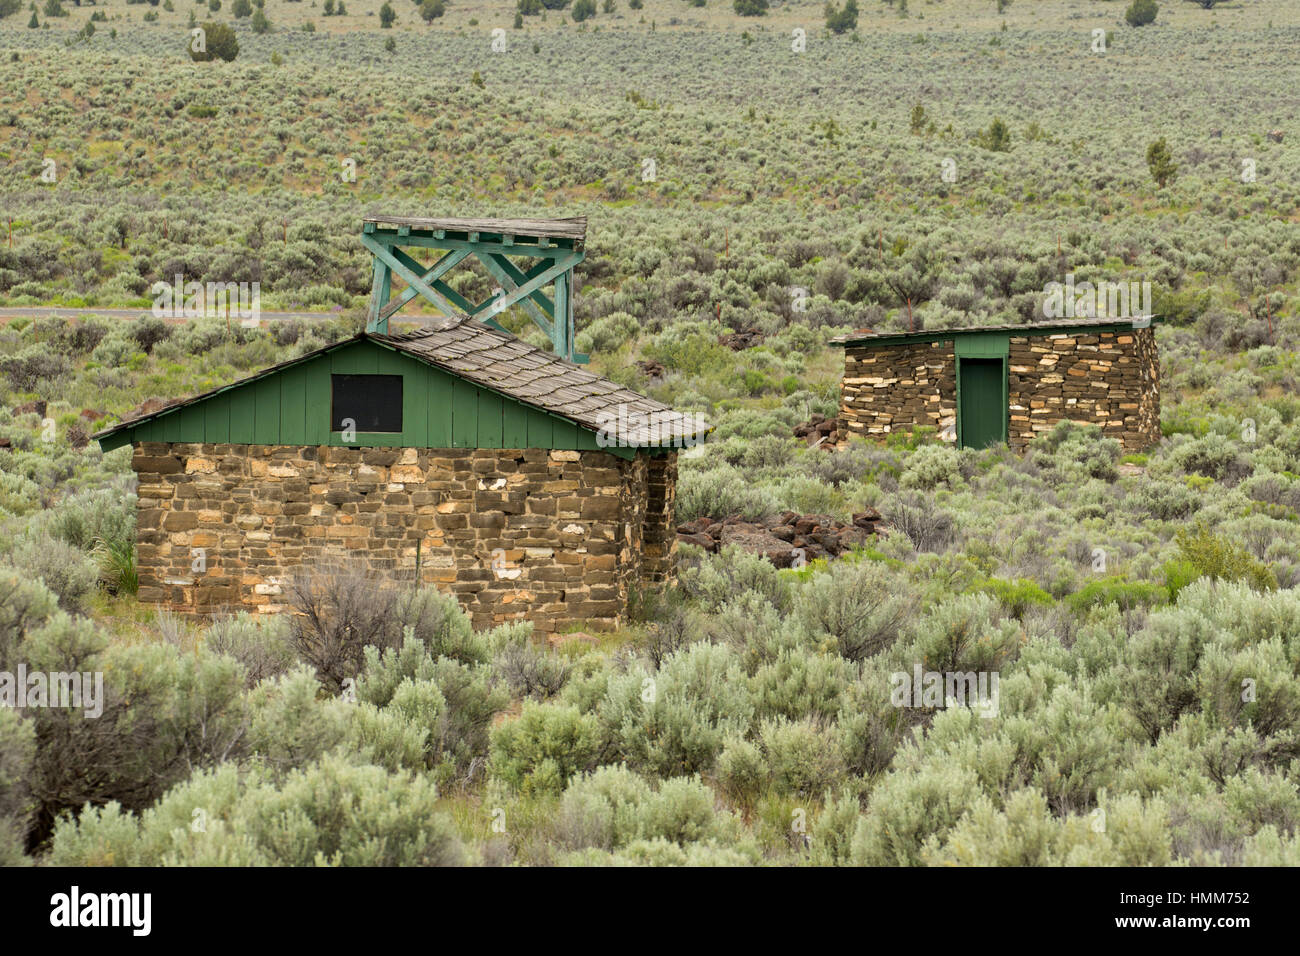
[95, 324, 709, 458]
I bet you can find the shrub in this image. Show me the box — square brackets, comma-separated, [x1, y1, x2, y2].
[716, 737, 766, 811]
[1066, 576, 1166, 614]
[393, 585, 486, 665]
[189, 22, 239, 62]
[750, 648, 850, 722]
[25, 629, 247, 846]
[1146, 136, 1177, 187]
[734, 0, 768, 14]
[0, 707, 34, 848]
[757, 717, 846, 799]
[6, 537, 99, 612]
[598, 643, 754, 778]
[576, 311, 637, 354]
[883, 491, 956, 553]
[284, 564, 402, 692]
[489, 701, 600, 794]
[494, 640, 570, 701]
[0, 346, 70, 391]
[49, 756, 467, 866]
[687, 541, 790, 607]
[851, 761, 982, 865]
[1125, 0, 1157, 28]
[204, 613, 296, 687]
[977, 577, 1054, 619]
[899, 443, 962, 490]
[1175, 523, 1276, 592]
[244, 666, 351, 773]
[358, 638, 508, 782]
[824, 0, 857, 34]
[793, 559, 913, 663]
[676, 464, 780, 522]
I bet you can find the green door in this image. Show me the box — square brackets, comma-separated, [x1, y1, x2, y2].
[958, 358, 1006, 449]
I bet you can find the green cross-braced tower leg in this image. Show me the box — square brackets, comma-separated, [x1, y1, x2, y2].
[361, 215, 589, 364]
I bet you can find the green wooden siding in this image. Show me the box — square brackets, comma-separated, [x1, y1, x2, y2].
[98, 339, 632, 457]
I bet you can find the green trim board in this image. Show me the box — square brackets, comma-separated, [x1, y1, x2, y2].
[362, 223, 590, 363]
[95, 338, 639, 457]
[954, 333, 1009, 359]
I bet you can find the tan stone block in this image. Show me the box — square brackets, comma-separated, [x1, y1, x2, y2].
[391, 465, 425, 483]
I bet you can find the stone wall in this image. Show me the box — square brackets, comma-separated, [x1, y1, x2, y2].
[642, 454, 678, 584]
[838, 327, 1160, 452]
[1007, 327, 1160, 452]
[837, 340, 957, 442]
[131, 442, 677, 633]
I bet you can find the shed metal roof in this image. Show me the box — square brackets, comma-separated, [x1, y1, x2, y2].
[831, 317, 1155, 347]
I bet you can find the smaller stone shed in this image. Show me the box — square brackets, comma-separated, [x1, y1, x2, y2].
[93, 317, 708, 633]
[831, 318, 1160, 452]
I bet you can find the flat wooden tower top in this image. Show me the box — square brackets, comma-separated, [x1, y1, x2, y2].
[363, 215, 587, 241]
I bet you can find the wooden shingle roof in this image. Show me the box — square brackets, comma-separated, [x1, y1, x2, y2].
[377, 317, 706, 445]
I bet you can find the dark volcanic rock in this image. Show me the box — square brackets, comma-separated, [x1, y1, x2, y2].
[677, 507, 883, 566]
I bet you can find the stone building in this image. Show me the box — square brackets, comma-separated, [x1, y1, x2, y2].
[94, 316, 706, 633]
[832, 318, 1160, 452]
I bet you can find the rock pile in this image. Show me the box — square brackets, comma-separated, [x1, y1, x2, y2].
[676, 508, 882, 567]
[636, 360, 665, 381]
[718, 328, 764, 350]
[794, 413, 841, 446]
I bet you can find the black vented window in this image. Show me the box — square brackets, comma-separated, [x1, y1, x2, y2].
[330, 374, 403, 433]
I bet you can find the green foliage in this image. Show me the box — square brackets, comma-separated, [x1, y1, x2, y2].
[1066, 576, 1166, 614]
[490, 701, 600, 794]
[974, 116, 1012, 152]
[189, 22, 238, 62]
[49, 756, 467, 866]
[1146, 136, 1177, 187]
[1174, 523, 1277, 592]
[598, 642, 754, 778]
[1126, 0, 1158, 27]
[824, 0, 857, 34]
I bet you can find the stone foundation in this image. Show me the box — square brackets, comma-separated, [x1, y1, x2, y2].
[838, 327, 1160, 452]
[130, 442, 678, 633]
